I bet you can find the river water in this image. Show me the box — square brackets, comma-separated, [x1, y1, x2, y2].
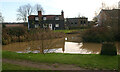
[2, 36, 120, 54]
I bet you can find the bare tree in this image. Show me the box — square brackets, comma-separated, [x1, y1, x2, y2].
[25, 4, 33, 16]
[17, 5, 28, 22]
[34, 4, 44, 14]
[0, 12, 4, 23]
[92, 11, 98, 23]
[17, 4, 44, 22]
[17, 4, 33, 22]
[77, 14, 81, 27]
[100, 2, 118, 10]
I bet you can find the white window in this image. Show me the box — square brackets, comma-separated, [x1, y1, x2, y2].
[35, 17, 39, 21]
[35, 24, 39, 28]
[55, 17, 59, 20]
[55, 24, 59, 27]
[43, 24, 47, 28]
[43, 17, 46, 20]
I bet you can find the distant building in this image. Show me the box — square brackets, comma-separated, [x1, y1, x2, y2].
[98, 9, 119, 26]
[65, 17, 88, 28]
[28, 10, 64, 30]
[98, 9, 120, 32]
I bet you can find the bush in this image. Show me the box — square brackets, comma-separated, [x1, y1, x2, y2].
[81, 27, 115, 43]
[114, 32, 120, 41]
[2, 27, 28, 45]
[2, 27, 65, 45]
[100, 42, 117, 55]
[7, 27, 27, 36]
[2, 34, 11, 45]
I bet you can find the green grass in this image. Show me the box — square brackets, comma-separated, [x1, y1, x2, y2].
[2, 51, 119, 70]
[54, 29, 87, 33]
[2, 62, 39, 70]
[54, 30, 77, 33]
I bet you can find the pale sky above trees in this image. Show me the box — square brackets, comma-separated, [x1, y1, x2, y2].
[0, 0, 119, 22]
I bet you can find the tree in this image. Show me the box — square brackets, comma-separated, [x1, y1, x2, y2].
[92, 11, 98, 23]
[17, 4, 33, 22]
[25, 4, 33, 16]
[17, 4, 44, 22]
[100, 2, 118, 10]
[0, 12, 4, 23]
[34, 4, 44, 14]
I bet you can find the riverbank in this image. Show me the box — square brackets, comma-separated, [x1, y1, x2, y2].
[2, 27, 65, 45]
[2, 51, 118, 70]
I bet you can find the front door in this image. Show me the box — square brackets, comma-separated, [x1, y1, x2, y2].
[49, 24, 52, 30]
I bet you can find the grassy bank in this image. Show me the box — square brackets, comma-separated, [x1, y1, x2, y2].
[54, 29, 87, 34]
[2, 51, 118, 70]
[54, 30, 77, 33]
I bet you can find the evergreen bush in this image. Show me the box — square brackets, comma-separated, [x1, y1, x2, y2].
[100, 42, 117, 55]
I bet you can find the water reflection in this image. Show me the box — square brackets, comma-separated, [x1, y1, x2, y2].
[2, 37, 120, 54]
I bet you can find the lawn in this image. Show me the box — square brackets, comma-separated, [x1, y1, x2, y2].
[53, 29, 87, 33]
[2, 51, 118, 70]
[53, 30, 77, 33]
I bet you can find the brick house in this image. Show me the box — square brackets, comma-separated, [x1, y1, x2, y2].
[28, 10, 65, 30]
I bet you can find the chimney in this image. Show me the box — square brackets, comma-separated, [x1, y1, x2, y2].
[38, 11, 42, 17]
[61, 10, 64, 17]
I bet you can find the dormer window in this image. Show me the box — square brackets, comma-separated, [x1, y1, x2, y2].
[35, 17, 39, 21]
[55, 17, 59, 20]
[43, 17, 46, 20]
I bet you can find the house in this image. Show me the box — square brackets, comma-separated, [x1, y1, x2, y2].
[65, 17, 88, 29]
[98, 9, 120, 26]
[28, 10, 65, 30]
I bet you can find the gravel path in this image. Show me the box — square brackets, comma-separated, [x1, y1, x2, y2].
[2, 58, 86, 70]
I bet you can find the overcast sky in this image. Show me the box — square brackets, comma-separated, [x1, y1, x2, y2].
[0, 0, 119, 22]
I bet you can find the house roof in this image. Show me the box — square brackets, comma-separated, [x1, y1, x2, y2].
[42, 15, 63, 20]
[66, 18, 88, 19]
[28, 15, 37, 20]
[28, 14, 64, 20]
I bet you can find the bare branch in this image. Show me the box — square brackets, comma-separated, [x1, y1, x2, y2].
[34, 4, 45, 14]
[0, 12, 4, 23]
[25, 4, 33, 15]
[17, 4, 33, 22]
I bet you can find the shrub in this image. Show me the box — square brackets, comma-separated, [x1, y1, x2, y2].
[81, 27, 115, 43]
[100, 42, 117, 55]
[7, 27, 27, 36]
[2, 34, 11, 45]
[2, 27, 28, 45]
[11, 36, 19, 42]
[114, 32, 120, 41]
[2, 27, 65, 45]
